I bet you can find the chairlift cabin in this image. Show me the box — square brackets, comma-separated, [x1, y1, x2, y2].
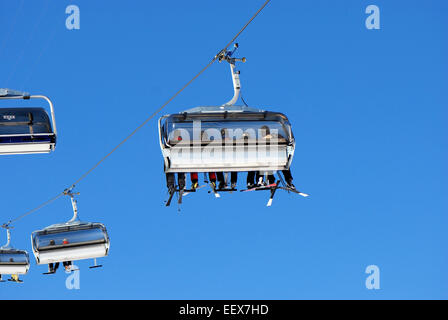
[31, 192, 109, 266]
[0, 88, 57, 155]
[0, 227, 30, 282]
[31, 222, 110, 265]
[158, 45, 295, 174]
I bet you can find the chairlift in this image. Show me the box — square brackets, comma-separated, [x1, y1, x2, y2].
[0, 88, 57, 155]
[159, 44, 305, 206]
[159, 45, 295, 174]
[31, 192, 110, 273]
[0, 226, 30, 283]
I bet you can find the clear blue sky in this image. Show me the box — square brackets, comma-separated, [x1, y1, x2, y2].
[0, 0, 447, 299]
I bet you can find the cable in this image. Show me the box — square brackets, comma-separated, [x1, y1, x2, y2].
[2, 0, 272, 227]
[68, 57, 216, 189]
[220, 0, 271, 53]
[4, 192, 65, 227]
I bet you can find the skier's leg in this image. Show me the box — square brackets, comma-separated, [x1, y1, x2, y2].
[191, 172, 198, 189]
[217, 172, 225, 189]
[256, 172, 264, 186]
[166, 172, 175, 192]
[282, 169, 295, 189]
[247, 171, 255, 188]
[267, 173, 275, 185]
[178, 173, 186, 190]
[246, 171, 255, 188]
[209, 173, 217, 187]
[231, 172, 238, 189]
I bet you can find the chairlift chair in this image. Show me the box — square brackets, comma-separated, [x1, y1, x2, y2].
[0, 88, 57, 155]
[31, 192, 110, 270]
[0, 226, 30, 283]
[158, 44, 296, 174]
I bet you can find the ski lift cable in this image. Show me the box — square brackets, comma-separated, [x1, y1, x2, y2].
[3, 193, 65, 227]
[1, 0, 272, 228]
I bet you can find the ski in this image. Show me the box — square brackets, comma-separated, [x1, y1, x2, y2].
[183, 185, 205, 197]
[215, 187, 237, 192]
[165, 188, 176, 207]
[267, 180, 281, 207]
[209, 182, 220, 198]
[42, 271, 56, 275]
[240, 183, 277, 192]
[178, 188, 184, 204]
[278, 187, 309, 197]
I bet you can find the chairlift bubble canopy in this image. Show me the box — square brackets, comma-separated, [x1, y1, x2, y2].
[31, 221, 110, 265]
[0, 228, 30, 278]
[0, 248, 30, 276]
[159, 105, 296, 173]
[0, 88, 57, 155]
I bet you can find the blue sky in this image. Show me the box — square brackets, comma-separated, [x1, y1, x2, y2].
[0, 0, 447, 299]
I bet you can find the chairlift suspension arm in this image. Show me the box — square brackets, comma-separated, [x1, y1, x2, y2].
[65, 191, 80, 223]
[221, 44, 246, 107]
[0, 225, 12, 249]
[69, 195, 78, 222]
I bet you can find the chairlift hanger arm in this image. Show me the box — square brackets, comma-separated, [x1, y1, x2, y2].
[1, 225, 12, 249]
[63, 190, 81, 223]
[220, 44, 246, 107]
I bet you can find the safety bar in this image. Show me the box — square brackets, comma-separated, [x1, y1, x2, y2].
[0, 133, 55, 138]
